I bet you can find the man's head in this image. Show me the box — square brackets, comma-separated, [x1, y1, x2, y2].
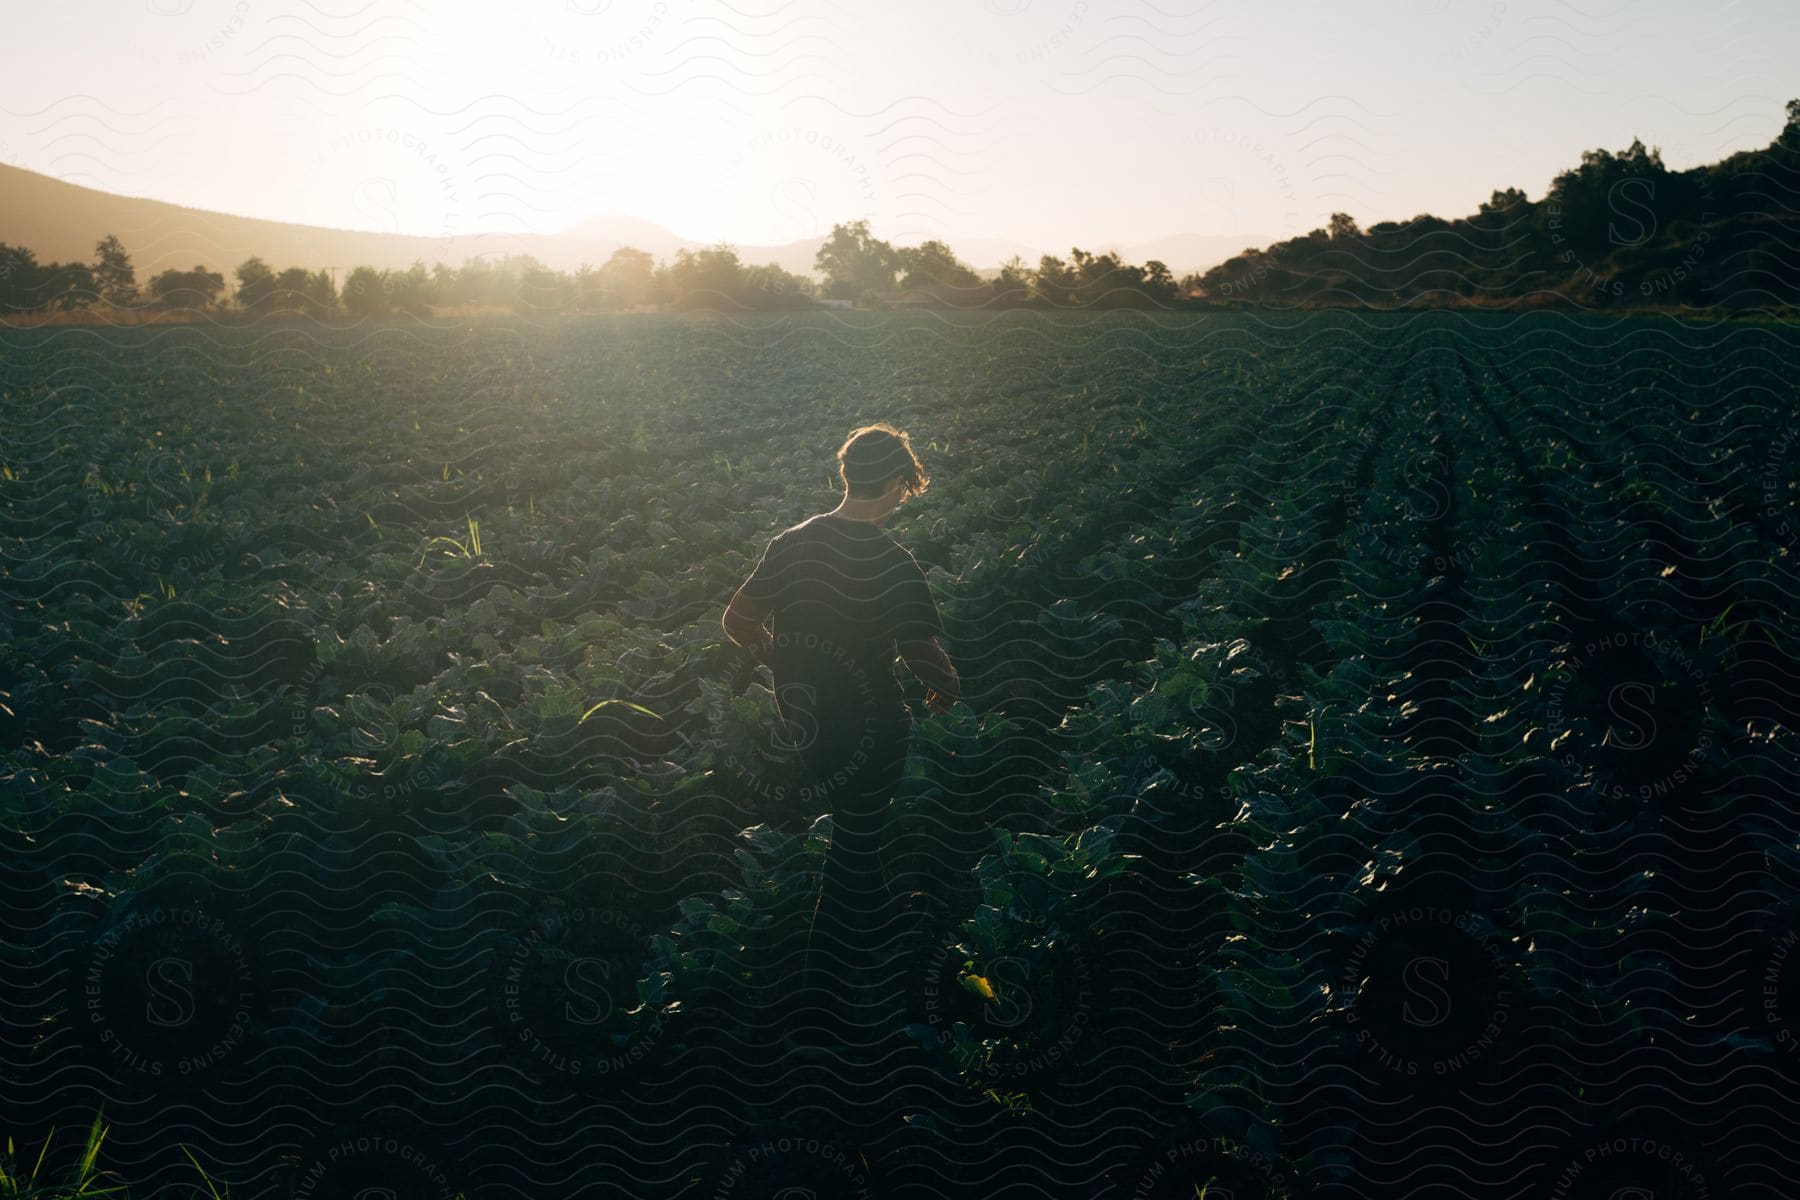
[836, 423, 930, 505]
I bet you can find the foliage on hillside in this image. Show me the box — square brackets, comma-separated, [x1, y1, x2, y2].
[1197, 99, 1800, 311]
[3, 101, 1798, 319]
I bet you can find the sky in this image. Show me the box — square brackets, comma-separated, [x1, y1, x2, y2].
[2, 0, 1797, 259]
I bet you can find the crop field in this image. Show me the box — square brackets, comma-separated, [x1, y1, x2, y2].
[3, 310, 1799, 1197]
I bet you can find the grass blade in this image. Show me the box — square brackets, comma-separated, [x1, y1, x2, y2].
[29, 1124, 54, 1187]
[181, 1144, 226, 1200]
[580, 698, 662, 723]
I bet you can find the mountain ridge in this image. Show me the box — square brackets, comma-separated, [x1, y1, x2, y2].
[0, 164, 1262, 282]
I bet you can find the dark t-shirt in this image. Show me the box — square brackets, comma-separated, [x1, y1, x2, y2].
[739, 513, 943, 736]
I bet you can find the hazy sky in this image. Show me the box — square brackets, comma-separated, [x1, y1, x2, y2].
[3, 0, 1796, 257]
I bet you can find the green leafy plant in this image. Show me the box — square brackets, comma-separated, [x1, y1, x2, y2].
[0, 1113, 213, 1199]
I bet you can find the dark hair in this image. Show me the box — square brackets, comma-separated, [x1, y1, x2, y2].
[836, 423, 930, 500]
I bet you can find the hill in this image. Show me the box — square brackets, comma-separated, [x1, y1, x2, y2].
[0, 164, 1256, 285]
[1196, 100, 1800, 312]
[0, 164, 779, 278]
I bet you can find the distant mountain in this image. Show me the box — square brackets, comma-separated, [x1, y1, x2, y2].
[0, 164, 714, 278]
[0, 164, 1259, 285]
[1117, 233, 1275, 273]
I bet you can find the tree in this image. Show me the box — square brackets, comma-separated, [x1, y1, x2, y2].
[1328, 211, 1361, 240]
[668, 244, 746, 308]
[1543, 137, 1670, 255]
[1039, 247, 1176, 308]
[342, 266, 390, 317]
[993, 255, 1032, 303]
[813, 220, 898, 301]
[738, 261, 816, 309]
[1140, 259, 1176, 303]
[597, 245, 655, 308]
[574, 263, 604, 312]
[515, 256, 572, 313]
[235, 257, 276, 313]
[302, 269, 338, 317]
[149, 265, 224, 309]
[429, 259, 493, 308]
[1033, 254, 1078, 305]
[1620, 136, 1663, 170]
[41, 261, 96, 310]
[272, 267, 313, 312]
[450, 258, 513, 308]
[1478, 187, 1529, 214]
[896, 239, 979, 290]
[387, 261, 431, 316]
[0, 244, 40, 310]
[429, 262, 460, 307]
[93, 235, 137, 306]
[276, 266, 344, 317]
[0, 245, 89, 311]
[1071, 247, 1132, 305]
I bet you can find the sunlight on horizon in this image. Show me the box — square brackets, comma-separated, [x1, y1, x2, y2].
[3, 0, 1797, 260]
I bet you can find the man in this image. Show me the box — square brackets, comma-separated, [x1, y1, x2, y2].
[721, 423, 960, 966]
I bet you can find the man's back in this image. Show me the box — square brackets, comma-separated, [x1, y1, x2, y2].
[739, 513, 943, 726]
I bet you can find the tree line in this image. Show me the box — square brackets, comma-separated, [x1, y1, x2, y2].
[810, 220, 1185, 307]
[0, 223, 1195, 318]
[1196, 98, 1800, 310]
[9, 100, 1797, 320]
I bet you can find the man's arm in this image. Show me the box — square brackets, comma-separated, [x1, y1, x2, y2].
[724, 533, 784, 663]
[897, 636, 960, 714]
[722, 586, 773, 663]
